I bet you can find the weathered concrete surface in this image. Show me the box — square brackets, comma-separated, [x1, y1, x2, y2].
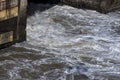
[60, 0, 120, 13]
[28, 0, 120, 13]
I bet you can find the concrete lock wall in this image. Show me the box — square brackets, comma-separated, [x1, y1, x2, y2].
[28, 0, 120, 13]
[60, 0, 120, 13]
[0, 0, 27, 49]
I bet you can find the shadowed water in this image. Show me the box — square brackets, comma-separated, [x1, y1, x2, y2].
[0, 3, 120, 80]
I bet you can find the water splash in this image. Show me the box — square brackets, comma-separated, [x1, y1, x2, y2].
[0, 4, 120, 80]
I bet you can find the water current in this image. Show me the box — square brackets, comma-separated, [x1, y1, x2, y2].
[0, 3, 120, 80]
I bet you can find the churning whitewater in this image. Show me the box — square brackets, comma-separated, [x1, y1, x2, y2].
[0, 3, 120, 80]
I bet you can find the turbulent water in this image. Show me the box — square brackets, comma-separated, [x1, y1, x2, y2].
[0, 3, 120, 80]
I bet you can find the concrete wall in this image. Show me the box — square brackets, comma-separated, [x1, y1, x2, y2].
[60, 0, 120, 13]
[28, 0, 120, 13]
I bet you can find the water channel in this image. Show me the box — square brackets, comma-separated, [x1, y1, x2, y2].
[0, 3, 120, 80]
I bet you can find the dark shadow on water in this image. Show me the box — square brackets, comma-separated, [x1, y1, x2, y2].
[28, 0, 60, 16]
[28, 3, 55, 16]
[28, 0, 60, 4]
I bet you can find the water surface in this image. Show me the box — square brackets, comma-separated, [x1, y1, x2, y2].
[0, 3, 120, 80]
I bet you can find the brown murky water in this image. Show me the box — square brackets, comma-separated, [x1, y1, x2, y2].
[0, 3, 120, 80]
